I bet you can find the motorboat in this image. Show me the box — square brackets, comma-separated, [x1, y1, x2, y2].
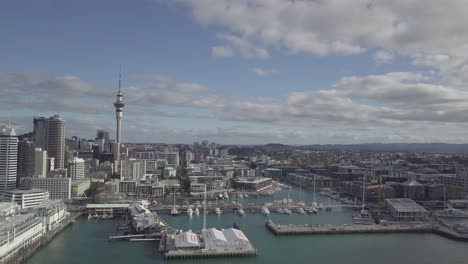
[283, 208, 292, 215]
[170, 207, 179, 216]
[277, 208, 284, 214]
[187, 208, 193, 217]
[238, 208, 245, 217]
[215, 207, 222, 216]
[312, 207, 318, 214]
[194, 208, 200, 216]
[298, 208, 306, 214]
[261, 206, 270, 215]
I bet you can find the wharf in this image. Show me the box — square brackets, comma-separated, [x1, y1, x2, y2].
[265, 220, 435, 236]
[6, 213, 82, 264]
[164, 248, 256, 260]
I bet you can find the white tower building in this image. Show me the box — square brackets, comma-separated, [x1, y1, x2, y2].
[113, 72, 125, 172]
[0, 126, 18, 192]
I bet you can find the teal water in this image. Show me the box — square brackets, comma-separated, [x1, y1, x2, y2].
[28, 188, 468, 264]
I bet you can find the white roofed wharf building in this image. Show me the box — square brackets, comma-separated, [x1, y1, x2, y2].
[202, 228, 227, 250]
[174, 231, 200, 249]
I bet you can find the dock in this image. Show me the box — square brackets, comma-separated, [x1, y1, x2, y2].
[164, 248, 257, 260]
[265, 220, 468, 242]
[265, 220, 435, 236]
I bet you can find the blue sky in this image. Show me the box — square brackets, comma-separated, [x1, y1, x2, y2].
[2, 0, 468, 144]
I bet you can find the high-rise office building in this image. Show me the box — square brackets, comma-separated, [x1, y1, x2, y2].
[17, 139, 35, 186]
[68, 157, 85, 180]
[96, 130, 110, 142]
[113, 72, 125, 171]
[34, 148, 47, 177]
[0, 126, 19, 192]
[33, 115, 65, 169]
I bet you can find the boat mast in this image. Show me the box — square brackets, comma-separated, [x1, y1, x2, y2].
[313, 175, 316, 204]
[362, 173, 366, 211]
[203, 184, 207, 230]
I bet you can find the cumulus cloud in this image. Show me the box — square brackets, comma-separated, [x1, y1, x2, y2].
[5, 70, 468, 143]
[251, 67, 278, 77]
[374, 50, 394, 64]
[211, 45, 233, 58]
[173, 0, 468, 85]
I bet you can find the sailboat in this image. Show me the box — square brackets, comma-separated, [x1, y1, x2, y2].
[238, 193, 245, 217]
[284, 192, 291, 215]
[170, 189, 179, 216]
[310, 176, 318, 213]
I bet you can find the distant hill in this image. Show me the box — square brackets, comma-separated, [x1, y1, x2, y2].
[302, 143, 468, 154]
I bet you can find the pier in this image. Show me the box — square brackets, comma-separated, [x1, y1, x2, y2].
[164, 248, 257, 260]
[5, 213, 82, 264]
[265, 220, 468, 242]
[265, 220, 435, 236]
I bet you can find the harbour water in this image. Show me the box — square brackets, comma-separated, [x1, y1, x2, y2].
[28, 187, 468, 264]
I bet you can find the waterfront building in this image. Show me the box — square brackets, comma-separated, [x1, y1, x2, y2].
[0, 213, 45, 263]
[385, 198, 427, 221]
[71, 179, 91, 198]
[233, 177, 273, 192]
[2, 188, 50, 209]
[175, 231, 200, 249]
[20, 177, 71, 200]
[34, 148, 47, 177]
[68, 157, 85, 180]
[201, 228, 250, 251]
[286, 173, 338, 189]
[0, 126, 18, 192]
[263, 168, 282, 178]
[17, 139, 35, 185]
[34, 200, 67, 231]
[33, 115, 65, 168]
[128, 203, 161, 233]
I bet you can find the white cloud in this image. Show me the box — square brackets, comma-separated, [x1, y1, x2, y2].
[6, 70, 468, 143]
[174, 0, 468, 85]
[216, 33, 269, 59]
[251, 67, 278, 77]
[211, 45, 233, 58]
[373, 50, 394, 64]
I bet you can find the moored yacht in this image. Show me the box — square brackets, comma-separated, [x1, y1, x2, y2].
[215, 207, 222, 216]
[261, 206, 270, 215]
[187, 208, 193, 217]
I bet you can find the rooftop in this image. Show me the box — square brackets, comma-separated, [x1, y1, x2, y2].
[386, 198, 427, 213]
[4, 188, 48, 194]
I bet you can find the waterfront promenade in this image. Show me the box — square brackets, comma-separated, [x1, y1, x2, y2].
[5, 213, 82, 264]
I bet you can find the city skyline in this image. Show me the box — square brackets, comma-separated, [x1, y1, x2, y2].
[2, 0, 468, 144]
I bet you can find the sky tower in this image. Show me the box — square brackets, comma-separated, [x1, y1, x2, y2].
[114, 71, 125, 171]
